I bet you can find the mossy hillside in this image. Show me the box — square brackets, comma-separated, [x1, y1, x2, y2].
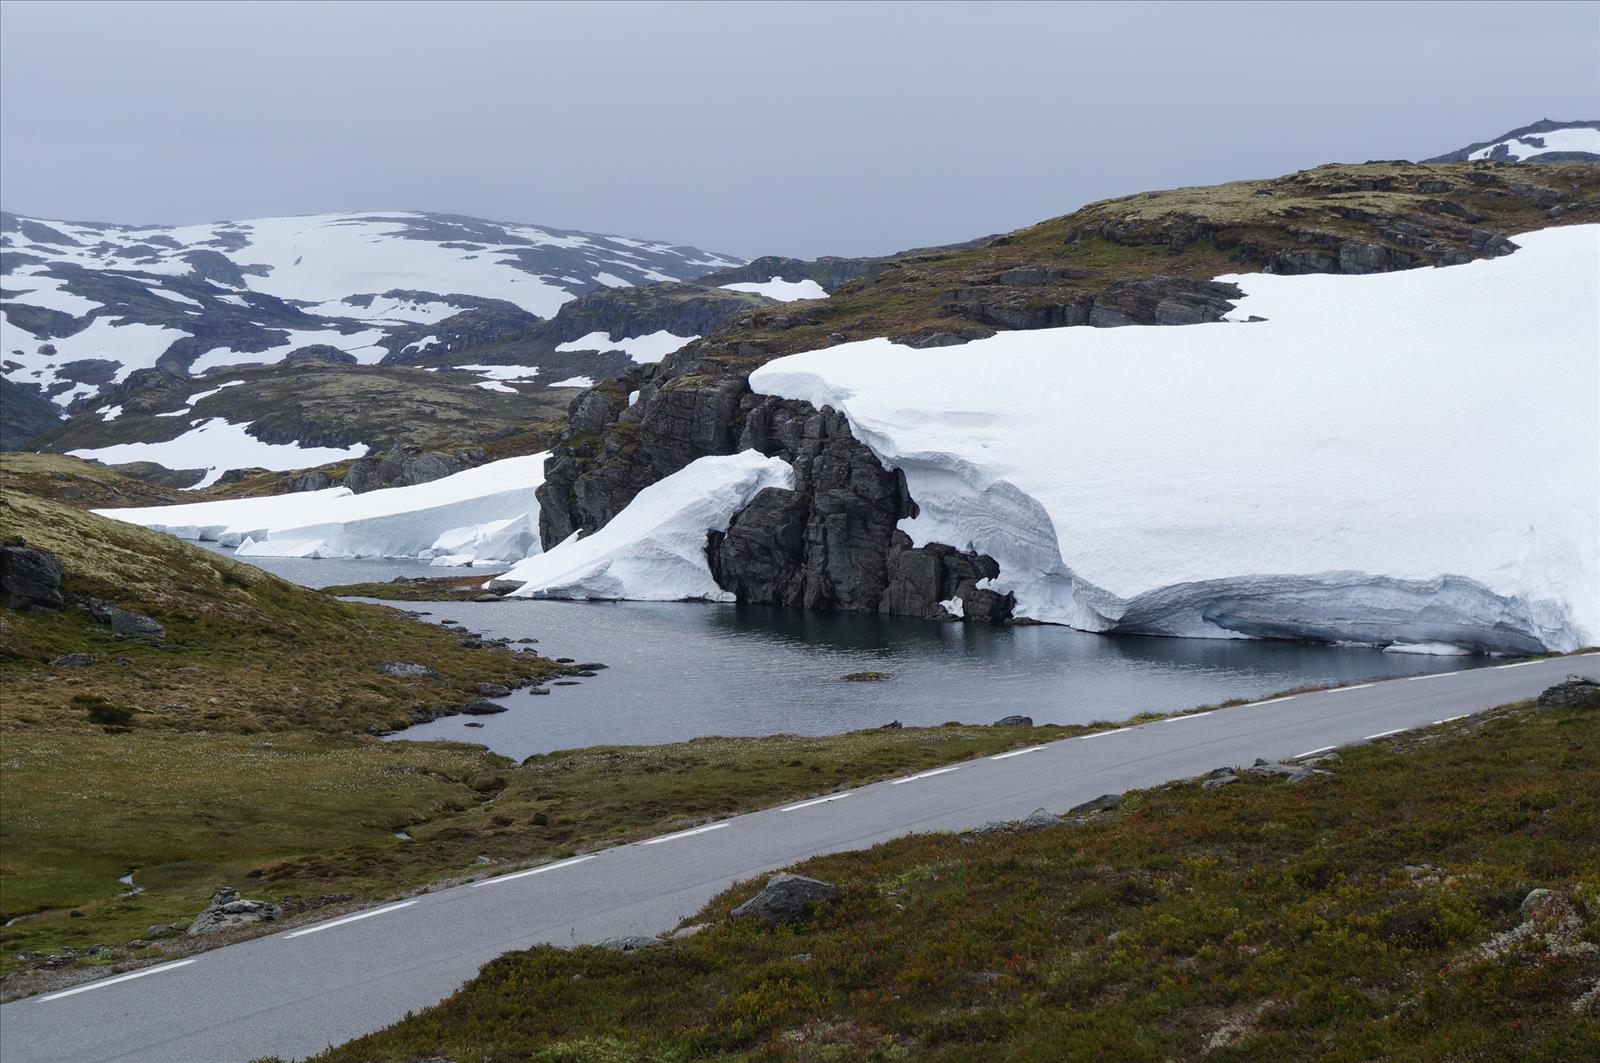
[0, 489, 558, 734]
[309, 699, 1600, 1063]
[692, 160, 1600, 368]
[0, 452, 185, 508]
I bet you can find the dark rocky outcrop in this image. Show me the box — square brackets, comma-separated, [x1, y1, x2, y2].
[0, 545, 65, 611]
[342, 446, 487, 493]
[731, 873, 840, 924]
[283, 344, 358, 366]
[0, 378, 64, 450]
[1536, 674, 1600, 710]
[79, 597, 165, 639]
[186, 887, 282, 935]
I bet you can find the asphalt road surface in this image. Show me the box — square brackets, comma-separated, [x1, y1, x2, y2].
[3, 652, 1594, 1063]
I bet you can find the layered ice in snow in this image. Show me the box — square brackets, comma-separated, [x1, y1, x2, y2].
[98, 453, 548, 566]
[751, 225, 1600, 653]
[493, 451, 794, 601]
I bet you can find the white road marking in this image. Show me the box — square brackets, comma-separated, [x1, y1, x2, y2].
[1363, 728, 1408, 741]
[1082, 726, 1135, 738]
[989, 746, 1048, 760]
[284, 900, 417, 939]
[38, 959, 197, 1002]
[472, 854, 596, 888]
[890, 766, 961, 785]
[1162, 711, 1214, 723]
[641, 823, 728, 845]
[1293, 745, 1336, 759]
[780, 793, 853, 812]
[1407, 671, 1460, 681]
[1432, 714, 1469, 725]
[1248, 696, 1297, 707]
[1329, 684, 1375, 693]
[1496, 660, 1539, 669]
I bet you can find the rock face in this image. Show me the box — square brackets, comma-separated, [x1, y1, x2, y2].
[186, 887, 282, 936]
[1537, 675, 1600, 710]
[731, 873, 840, 925]
[0, 545, 65, 611]
[342, 447, 486, 494]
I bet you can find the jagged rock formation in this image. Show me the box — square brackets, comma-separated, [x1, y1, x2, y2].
[538, 161, 1600, 625]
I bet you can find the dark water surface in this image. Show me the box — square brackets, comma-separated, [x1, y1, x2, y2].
[204, 547, 1492, 758]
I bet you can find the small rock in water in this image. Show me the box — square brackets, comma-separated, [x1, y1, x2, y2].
[464, 721, 484, 728]
[555, 657, 576, 664]
[842, 671, 890, 682]
[459, 699, 508, 716]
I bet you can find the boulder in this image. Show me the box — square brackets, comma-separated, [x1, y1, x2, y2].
[730, 873, 840, 924]
[992, 715, 1033, 727]
[186, 887, 282, 936]
[476, 682, 513, 697]
[1201, 773, 1240, 789]
[379, 661, 439, 679]
[51, 652, 94, 667]
[81, 598, 165, 639]
[0, 546, 65, 611]
[597, 935, 664, 953]
[1536, 674, 1600, 710]
[1068, 793, 1123, 815]
[459, 699, 508, 716]
[1021, 808, 1064, 830]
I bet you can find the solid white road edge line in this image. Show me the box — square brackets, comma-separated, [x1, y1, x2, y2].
[472, 854, 597, 888]
[284, 900, 417, 939]
[1407, 671, 1460, 681]
[641, 823, 728, 845]
[890, 766, 961, 785]
[1363, 728, 1408, 741]
[780, 793, 853, 812]
[37, 959, 197, 1002]
[989, 746, 1048, 760]
[1293, 745, 1336, 759]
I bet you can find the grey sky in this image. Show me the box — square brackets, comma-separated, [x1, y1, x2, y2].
[2, 0, 1597, 259]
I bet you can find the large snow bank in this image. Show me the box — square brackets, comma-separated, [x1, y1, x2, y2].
[721, 277, 828, 302]
[1467, 125, 1600, 161]
[68, 418, 369, 489]
[98, 453, 548, 565]
[751, 225, 1600, 653]
[554, 330, 699, 364]
[494, 451, 794, 601]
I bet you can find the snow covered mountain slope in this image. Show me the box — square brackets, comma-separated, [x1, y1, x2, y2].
[97, 452, 547, 565]
[1424, 119, 1600, 163]
[1, 210, 741, 408]
[751, 225, 1600, 653]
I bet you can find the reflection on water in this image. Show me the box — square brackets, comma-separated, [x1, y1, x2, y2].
[204, 546, 1492, 758]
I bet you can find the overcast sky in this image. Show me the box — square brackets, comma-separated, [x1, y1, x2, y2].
[2, 1, 1597, 259]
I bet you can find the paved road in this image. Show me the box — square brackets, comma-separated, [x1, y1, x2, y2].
[3, 652, 1593, 1063]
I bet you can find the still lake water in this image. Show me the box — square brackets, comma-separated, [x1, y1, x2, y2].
[200, 546, 1494, 758]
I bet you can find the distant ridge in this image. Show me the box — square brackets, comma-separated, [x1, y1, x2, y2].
[1422, 118, 1600, 163]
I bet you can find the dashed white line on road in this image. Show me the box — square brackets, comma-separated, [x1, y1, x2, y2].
[1249, 696, 1297, 706]
[1407, 671, 1460, 681]
[1432, 714, 1469, 725]
[1330, 684, 1375, 693]
[472, 854, 597, 888]
[1293, 745, 1336, 759]
[989, 746, 1048, 760]
[1163, 711, 1214, 723]
[285, 901, 417, 939]
[1496, 660, 1539, 669]
[1083, 726, 1135, 738]
[780, 793, 853, 812]
[38, 959, 197, 1002]
[1363, 728, 1408, 741]
[891, 766, 961, 785]
[641, 823, 728, 845]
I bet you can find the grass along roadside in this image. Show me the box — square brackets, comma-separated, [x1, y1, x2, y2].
[306, 695, 1600, 1063]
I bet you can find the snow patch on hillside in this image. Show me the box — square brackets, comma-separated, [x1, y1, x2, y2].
[721, 277, 828, 302]
[752, 225, 1600, 653]
[1468, 125, 1600, 160]
[69, 418, 369, 489]
[495, 451, 794, 601]
[555, 329, 698, 363]
[98, 453, 547, 564]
